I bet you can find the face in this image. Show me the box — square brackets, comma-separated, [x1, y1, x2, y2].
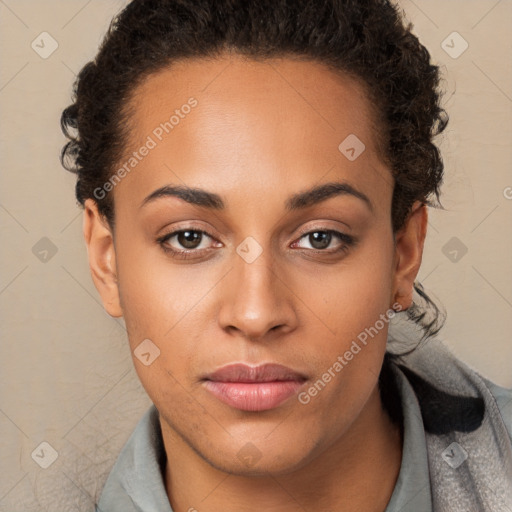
[84, 54, 426, 475]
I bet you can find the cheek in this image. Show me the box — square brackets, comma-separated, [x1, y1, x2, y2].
[115, 231, 197, 338]
[115, 251, 201, 404]
[114, 235, 221, 388]
[294, 232, 395, 408]
[301, 232, 395, 337]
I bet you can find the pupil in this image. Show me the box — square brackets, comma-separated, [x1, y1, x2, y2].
[179, 231, 201, 249]
[310, 231, 330, 249]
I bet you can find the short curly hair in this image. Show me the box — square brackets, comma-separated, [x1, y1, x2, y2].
[60, 0, 448, 341]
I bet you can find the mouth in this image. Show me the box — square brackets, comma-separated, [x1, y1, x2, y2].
[201, 363, 308, 412]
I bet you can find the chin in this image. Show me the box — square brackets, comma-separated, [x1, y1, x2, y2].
[200, 433, 318, 477]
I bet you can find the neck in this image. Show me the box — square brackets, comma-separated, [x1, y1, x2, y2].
[160, 384, 403, 512]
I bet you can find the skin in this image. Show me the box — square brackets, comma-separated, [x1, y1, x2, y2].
[83, 54, 428, 511]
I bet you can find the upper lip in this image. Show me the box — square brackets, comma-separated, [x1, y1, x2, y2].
[203, 363, 307, 383]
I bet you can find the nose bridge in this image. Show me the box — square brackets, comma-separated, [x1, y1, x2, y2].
[218, 236, 294, 339]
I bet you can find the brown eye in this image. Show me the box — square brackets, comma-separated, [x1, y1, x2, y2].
[157, 228, 220, 259]
[294, 229, 354, 252]
[176, 230, 203, 249]
[308, 231, 332, 250]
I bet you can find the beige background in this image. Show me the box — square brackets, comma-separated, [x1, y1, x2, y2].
[0, 0, 511, 510]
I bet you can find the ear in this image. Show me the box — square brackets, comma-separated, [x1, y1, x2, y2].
[391, 201, 428, 311]
[82, 199, 123, 318]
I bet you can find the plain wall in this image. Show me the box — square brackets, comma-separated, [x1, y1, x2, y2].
[1, 0, 511, 509]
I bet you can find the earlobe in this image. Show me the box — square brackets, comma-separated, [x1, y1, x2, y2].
[83, 199, 123, 318]
[391, 201, 428, 311]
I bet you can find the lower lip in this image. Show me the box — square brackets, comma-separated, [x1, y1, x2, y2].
[203, 380, 304, 411]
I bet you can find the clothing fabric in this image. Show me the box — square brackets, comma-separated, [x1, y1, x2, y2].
[96, 339, 512, 512]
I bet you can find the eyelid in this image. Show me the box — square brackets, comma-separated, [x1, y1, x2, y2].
[157, 226, 219, 246]
[294, 222, 350, 236]
[157, 220, 218, 238]
[293, 220, 355, 242]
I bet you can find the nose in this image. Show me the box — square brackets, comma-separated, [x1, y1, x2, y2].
[218, 242, 297, 341]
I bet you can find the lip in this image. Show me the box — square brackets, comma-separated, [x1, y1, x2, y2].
[202, 363, 307, 412]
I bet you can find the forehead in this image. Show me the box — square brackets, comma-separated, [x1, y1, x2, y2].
[115, 54, 391, 211]
[127, 54, 381, 145]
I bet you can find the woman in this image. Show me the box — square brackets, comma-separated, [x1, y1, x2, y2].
[60, 0, 512, 510]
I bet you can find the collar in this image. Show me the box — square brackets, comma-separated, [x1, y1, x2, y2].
[384, 367, 433, 511]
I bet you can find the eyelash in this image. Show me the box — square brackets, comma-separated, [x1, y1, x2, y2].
[156, 226, 356, 260]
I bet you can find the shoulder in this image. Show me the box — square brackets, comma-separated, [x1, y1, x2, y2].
[388, 339, 512, 437]
[480, 375, 512, 443]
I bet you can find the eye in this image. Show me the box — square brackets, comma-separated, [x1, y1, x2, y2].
[157, 229, 220, 259]
[168, 230, 207, 250]
[292, 229, 355, 254]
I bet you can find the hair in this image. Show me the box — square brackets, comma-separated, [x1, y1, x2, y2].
[60, 0, 448, 365]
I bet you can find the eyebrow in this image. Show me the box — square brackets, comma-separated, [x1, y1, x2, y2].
[140, 181, 373, 213]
